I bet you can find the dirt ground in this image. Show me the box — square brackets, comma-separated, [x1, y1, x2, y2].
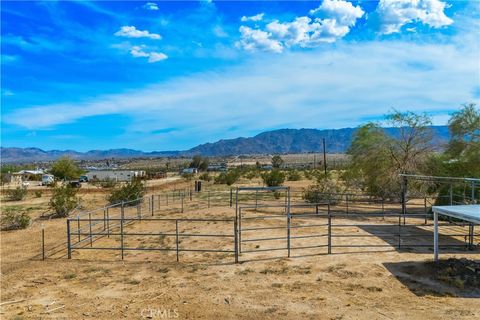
[1, 178, 479, 319]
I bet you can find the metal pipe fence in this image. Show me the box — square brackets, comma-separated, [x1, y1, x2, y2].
[59, 184, 479, 263]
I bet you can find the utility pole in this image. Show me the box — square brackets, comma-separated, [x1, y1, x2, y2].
[322, 138, 327, 176]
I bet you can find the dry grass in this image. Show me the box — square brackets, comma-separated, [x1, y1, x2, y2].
[1, 177, 479, 319]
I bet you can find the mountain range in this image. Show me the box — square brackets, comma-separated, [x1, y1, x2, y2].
[1, 126, 450, 163]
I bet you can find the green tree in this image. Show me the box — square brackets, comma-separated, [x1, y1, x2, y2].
[271, 155, 284, 168]
[347, 111, 434, 199]
[214, 170, 240, 186]
[444, 103, 480, 177]
[50, 157, 83, 180]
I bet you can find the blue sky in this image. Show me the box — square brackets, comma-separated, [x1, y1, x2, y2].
[1, 0, 479, 151]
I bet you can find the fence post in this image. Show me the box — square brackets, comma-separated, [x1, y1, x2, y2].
[42, 226, 45, 261]
[255, 190, 258, 211]
[234, 218, 238, 263]
[472, 181, 476, 203]
[239, 208, 242, 253]
[181, 193, 184, 213]
[381, 198, 385, 220]
[175, 220, 179, 262]
[67, 219, 71, 259]
[287, 214, 291, 258]
[424, 197, 427, 224]
[208, 191, 211, 208]
[121, 202, 125, 260]
[398, 214, 401, 250]
[77, 216, 81, 242]
[88, 211, 93, 247]
[230, 188, 233, 207]
[103, 207, 106, 231]
[346, 194, 349, 214]
[166, 193, 169, 206]
[151, 194, 154, 216]
[158, 195, 161, 212]
[106, 207, 110, 238]
[190, 189, 192, 201]
[327, 205, 332, 254]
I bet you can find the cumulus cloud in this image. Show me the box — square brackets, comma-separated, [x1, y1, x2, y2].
[114, 26, 161, 39]
[142, 2, 159, 11]
[241, 13, 264, 22]
[130, 45, 167, 62]
[236, 26, 283, 53]
[236, 0, 364, 52]
[310, 0, 364, 26]
[377, 0, 453, 34]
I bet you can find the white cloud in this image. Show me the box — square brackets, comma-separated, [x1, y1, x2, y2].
[377, 0, 453, 34]
[114, 26, 161, 39]
[236, 26, 283, 53]
[7, 39, 478, 146]
[236, 0, 364, 52]
[310, 0, 364, 26]
[142, 2, 159, 11]
[130, 45, 168, 62]
[241, 13, 264, 22]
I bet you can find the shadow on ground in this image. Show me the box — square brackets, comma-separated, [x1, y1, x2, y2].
[384, 258, 480, 298]
[359, 223, 477, 254]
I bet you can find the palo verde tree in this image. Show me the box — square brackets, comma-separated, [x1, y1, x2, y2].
[347, 111, 434, 199]
[50, 156, 83, 181]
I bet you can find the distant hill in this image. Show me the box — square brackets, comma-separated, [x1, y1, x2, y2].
[184, 126, 450, 156]
[1, 126, 450, 162]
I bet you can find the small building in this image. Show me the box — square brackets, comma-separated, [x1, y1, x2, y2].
[182, 168, 198, 174]
[86, 170, 145, 182]
[12, 169, 44, 184]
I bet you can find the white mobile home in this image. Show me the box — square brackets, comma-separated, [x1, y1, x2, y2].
[86, 170, 145, 182]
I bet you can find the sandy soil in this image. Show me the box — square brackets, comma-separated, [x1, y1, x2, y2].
[1, 180, 479, 320]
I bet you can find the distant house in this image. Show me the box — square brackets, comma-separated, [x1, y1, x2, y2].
[12, 169, 44, 184]
[182, 168, 198, 174]
[207, 164, 227, 172]
[86, 170, 145, 182]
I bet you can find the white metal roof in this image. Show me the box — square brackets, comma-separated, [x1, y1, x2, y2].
[432, 205, 480, 224]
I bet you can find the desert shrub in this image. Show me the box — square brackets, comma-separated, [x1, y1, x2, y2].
[261, 169, 285, 187]
[107, 179, 145, 205]
[1, 207, 31, 230]
[99, 178, 117, 188]
[303, 176, 343, 204]
[214, 170, 240, 186]
[243, 170, 259, 180]
[5, 187, 27, 201]
[287, 170, 302, 181]
[182, 172, 195, 180]
[34, 190, 43, 198]
[49, 185, 80, 218]
[198, 172, 212, 182]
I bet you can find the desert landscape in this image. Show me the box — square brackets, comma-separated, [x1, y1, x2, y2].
[1, 176, 479, 320]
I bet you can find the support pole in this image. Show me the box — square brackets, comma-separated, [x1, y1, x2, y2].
[77, 217, 81, 242]
[239, 208, 242, 253]
[449, 184, 453, 205]
[120, 204, 124, 260]
[151, 194, 154, 216]
[234, 218, 238, 263]
[175, 220, 179, 262]
[88, 211, 93, 247]
[42, 226, 45, 261]
[103, 207, 106, 231]
[208, 191, 211, 208]
[327, 205, 332, 254]
[434, 211, 439, 261]
[106, 207, 110, 238]
[287, 214, 291, 258]
[322, 138, 327, 176]
[181, 193, 184, 213]
[230, 188, 233, 207]
[67, 220, 71, 259]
